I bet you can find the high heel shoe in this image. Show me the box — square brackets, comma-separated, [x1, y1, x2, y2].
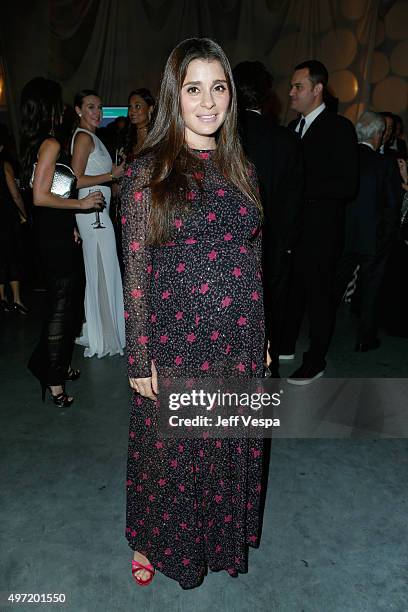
[66, 367, 80, 381]
[41, 384, 74, 408]
[131, 558, 155, 587]
[13, 302, 29, 315]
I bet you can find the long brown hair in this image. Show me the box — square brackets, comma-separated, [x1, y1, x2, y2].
[20, 77, 64, 187]
[139, 37, 261, 245]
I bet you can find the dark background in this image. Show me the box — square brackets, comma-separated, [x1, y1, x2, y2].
[0, 0, 407, 143]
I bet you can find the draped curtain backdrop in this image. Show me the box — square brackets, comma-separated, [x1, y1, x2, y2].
[1, 0, 407, 145]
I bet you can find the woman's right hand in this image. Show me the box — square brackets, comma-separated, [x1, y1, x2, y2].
[112, 161, 125, 179]
[79, 190, 104, 210]
[129, 361, 158, 401]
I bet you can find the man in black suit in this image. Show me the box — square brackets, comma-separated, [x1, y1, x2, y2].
[280, 60, 359, 384]
[233, 61, 303, 376]
[334, 111, 401, 351]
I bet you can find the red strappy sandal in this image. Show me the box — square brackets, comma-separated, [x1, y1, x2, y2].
[131, 558, 155, 586]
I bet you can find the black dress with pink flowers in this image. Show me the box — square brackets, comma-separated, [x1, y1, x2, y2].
[121, 149, 266, 589]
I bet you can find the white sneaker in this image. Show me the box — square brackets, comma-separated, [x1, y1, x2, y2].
[279, 353, 295, 361]
[287, 364, 325, 385]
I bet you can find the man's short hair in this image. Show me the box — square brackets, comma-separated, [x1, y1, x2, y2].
[233, 61, 273, 110]
[355, 111, 385, 141]
[294, 60, 329, 89]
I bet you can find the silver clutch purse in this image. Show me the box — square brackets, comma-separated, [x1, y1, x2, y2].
[30, 162, 76, 198]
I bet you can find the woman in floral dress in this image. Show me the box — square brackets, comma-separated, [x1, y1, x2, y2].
[121, 38, 268, 589]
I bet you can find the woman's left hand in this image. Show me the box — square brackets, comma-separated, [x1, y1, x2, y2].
[74, 227, 81, 243]
[128, 360, 158, 400]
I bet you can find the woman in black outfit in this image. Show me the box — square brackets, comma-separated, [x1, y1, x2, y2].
[0, 123, 29, 314]
[20, 77, 103, 407]
[125, 88, 155, 162]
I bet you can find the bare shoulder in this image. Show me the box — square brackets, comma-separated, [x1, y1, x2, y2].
[73, 130, 94, 150]
[38, 137, 61, 161]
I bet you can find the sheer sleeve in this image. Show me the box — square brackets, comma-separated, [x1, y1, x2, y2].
[120, 155, 154, 378]
[248, 163, 263, 277]
[253, 225, 263, 279]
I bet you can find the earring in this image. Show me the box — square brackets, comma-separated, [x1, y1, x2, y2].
[78, 113, 82, 118]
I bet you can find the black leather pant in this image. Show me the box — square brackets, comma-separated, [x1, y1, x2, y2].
[28, 274, 78, 386]
[28, 237, 83, 387]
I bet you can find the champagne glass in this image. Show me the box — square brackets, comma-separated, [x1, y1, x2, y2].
[89, 188, 105, 229]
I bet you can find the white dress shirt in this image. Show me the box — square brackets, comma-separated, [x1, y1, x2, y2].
[296, 102, 326, 137]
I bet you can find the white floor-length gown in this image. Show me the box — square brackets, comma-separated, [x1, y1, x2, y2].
[72, 127, 125, 358]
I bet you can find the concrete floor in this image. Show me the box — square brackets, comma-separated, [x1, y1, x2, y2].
[1, 297, 407, 612]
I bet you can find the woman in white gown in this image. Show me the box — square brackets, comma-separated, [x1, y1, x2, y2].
[71, 89, 126, 358]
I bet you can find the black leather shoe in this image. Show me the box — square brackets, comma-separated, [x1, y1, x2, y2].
[355, 339, 380, 352]
[287, 363, 325, 385]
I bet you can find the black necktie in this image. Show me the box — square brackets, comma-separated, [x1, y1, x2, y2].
[298, 117, 305, 137]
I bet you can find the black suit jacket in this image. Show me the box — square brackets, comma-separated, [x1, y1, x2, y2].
[289, 109, 359, 203]
[380, 151, 404, 246]
[238, 110, 303, 273]
[395, 138, 408, 159]
[344, 144, 399, 255]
